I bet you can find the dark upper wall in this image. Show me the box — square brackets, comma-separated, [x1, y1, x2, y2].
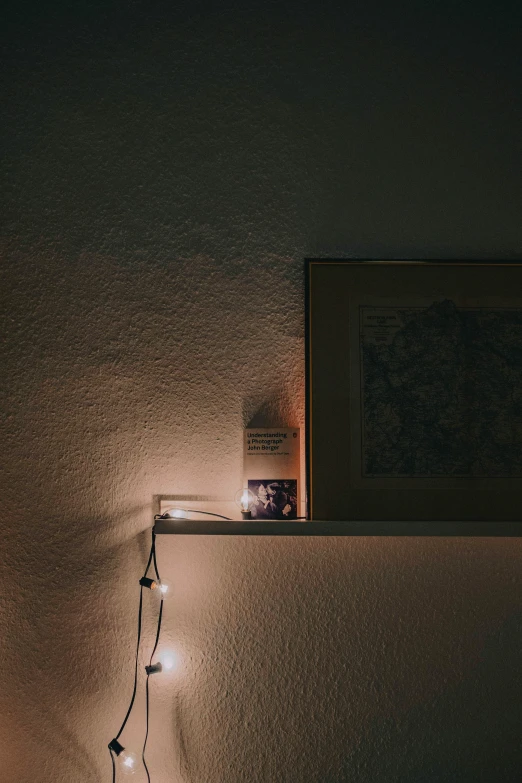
[2, 0, 521, 260]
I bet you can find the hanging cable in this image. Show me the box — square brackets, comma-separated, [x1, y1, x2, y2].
[142, 529, 164, 782]
[155, 508, 232, 520]
[108, 530, 157, 778]
[109, 746, 116, 783]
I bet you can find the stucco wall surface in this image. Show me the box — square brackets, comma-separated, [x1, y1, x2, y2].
[1, 1, 522, 781]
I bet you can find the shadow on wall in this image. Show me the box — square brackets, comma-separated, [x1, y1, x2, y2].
[243, 390, 302, 430]
[0, 507, 152, 781]
[171, 690, 192, 783]
[332, 611, 522, 783]
[167, 614, 522, 783]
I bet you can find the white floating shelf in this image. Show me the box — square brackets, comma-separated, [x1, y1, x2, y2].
[153, 519, 522, 536]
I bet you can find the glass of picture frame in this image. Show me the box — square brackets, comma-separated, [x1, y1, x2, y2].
[306, 259, 522, 522]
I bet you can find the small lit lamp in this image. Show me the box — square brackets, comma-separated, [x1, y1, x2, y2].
[108, 739, 139, 775]
[146, 649, 177, 675]
[157, 579, 172, 599]
[139, 576, 171, 598]
[159, 649, 176, 671]
[164, 508, 188, 519]
[234, 488, 255, 520]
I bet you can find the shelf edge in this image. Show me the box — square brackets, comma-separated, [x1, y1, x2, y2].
[153, 520, 522, 536]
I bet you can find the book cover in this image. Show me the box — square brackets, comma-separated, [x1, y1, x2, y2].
[243, 428, 300, 519]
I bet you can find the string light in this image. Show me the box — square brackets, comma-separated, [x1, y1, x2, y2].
[165, 507, 187, 519]
[109, 506, 231, 781]
[159, 649, 176, 671]
[108, 529, 164, 782]
[146, 650, 177, 677]
[234, 488, 255, 519]
[158, 508, 232, 521]
[108, 740, 139, 776]
[157, 579, 172, 599]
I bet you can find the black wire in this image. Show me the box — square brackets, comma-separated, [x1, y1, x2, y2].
[150, 601, 163, 664]
[142, 530, 164, 783]
[143, 675, 152, 783]
[109, 531, 156, 783]
[109, 747, 116, 783]
[149, 533, 164, 667]
[151, 530, 160, 583]
[115, 588, 143, 741]
[156, 509, 232, 520]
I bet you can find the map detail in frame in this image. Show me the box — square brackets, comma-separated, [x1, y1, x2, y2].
[360, 300, 522, 478]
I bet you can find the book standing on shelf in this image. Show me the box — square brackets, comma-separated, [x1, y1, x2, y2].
[243, 428, 300, 519]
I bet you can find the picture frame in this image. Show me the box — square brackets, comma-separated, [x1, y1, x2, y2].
[306, 260, 522, 521]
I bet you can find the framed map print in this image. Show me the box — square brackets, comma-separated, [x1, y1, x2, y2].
[306, 260, 522, 521]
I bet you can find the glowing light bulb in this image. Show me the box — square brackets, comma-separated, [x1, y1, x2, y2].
[145, 649, 177, 676]
[158, 579, 172, 599]
[118, 750, 138, 775]
[159, 649, 177, 672]
[108, 739, 139, 775]
[165, 507, 187, 519]
[234, 488, 255, 519]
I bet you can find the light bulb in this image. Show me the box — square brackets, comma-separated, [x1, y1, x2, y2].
[234, 488, 255, 519]
[118, 750, 139, 775]
[159, 649, 177, 672]
[165, 507, 187, 519]
[146, 650, 177, 676]
[109, 741, 139, 776]
[157, 579, 172, 599]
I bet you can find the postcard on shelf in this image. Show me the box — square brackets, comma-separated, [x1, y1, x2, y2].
[243, 428, 300, 519]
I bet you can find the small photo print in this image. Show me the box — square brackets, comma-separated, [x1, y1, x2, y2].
[248, 480, 298, 520]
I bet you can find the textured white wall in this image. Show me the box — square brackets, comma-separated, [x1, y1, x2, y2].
[1, 2, 522, 781]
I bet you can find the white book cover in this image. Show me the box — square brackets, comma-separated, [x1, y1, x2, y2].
[243, 428, 300, 519]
